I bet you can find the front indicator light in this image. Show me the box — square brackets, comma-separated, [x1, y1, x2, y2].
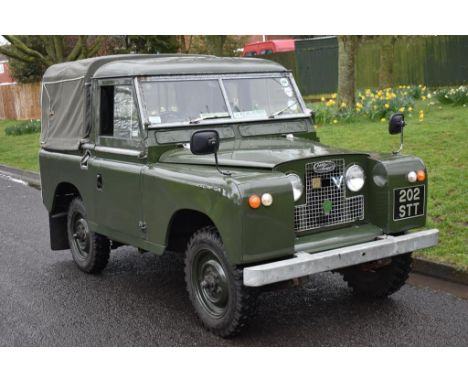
[248, 194, 261, 209]
[261, 193, 273, 207]
[407, 171, 417, 183]
[417, 170, 426, 182]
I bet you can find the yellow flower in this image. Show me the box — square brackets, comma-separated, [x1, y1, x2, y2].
[380, 118, 386, 122]
[422, 95, 427, 101]
[321, 97, 326, 102]
[331, 93, 337, 99]
[340, 102, 347, 108]
[384, 103, 390, 109]
[356, 102, 363, 108]
[333, 119, 338, 124]
[399, 107, 405, 112]
[408, 106, 413, 112]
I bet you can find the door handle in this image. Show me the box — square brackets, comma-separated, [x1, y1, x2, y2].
[97, 174, 103, 190]
[80, 150, 91, 170]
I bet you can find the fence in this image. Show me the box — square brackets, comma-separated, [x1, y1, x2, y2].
[0, 82, 41, 120]
[265, 36, 468, 96]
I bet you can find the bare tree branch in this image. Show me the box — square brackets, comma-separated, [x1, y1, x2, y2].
[0, 45, 35, 63]
[53, 35, 64, 62]
[66, 36, 84, 61]
[86, 36, 104, 57]
[3, 35, 52, 65]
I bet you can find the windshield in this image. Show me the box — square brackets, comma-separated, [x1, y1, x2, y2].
[141, 80, 229, 125]
[140, 75, 304, 127]
[223, 77, 302, 119]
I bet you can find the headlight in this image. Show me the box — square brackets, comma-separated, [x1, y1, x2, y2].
[345, 165, 365, 192]
[287, 173, 303, 201]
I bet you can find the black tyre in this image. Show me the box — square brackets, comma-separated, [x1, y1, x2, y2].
[67, 198, 110, 274]
[341, 253, 412, 298]
[184, 226, 257, 337]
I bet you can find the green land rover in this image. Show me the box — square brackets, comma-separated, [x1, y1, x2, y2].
[39, 54, 438, 337]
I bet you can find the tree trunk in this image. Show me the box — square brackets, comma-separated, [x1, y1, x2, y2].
[205, 36, 227, 56]
[337, 35, 359, 108]
[379, 36, 396, 88]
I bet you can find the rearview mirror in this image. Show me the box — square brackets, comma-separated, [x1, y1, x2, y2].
[190, 130, 220, 155]
[389, 113, 405, 135]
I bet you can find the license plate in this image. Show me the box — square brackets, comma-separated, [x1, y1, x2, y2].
[393, 185, 425, 221]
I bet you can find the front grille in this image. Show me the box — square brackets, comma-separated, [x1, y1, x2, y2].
[294, 159, 364, 232]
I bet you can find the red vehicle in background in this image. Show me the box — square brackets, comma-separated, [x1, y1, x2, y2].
[242, 39, 295, 57]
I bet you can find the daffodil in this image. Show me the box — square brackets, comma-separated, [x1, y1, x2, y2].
[333, 119, 338, 124]
[340, 102, 347, 108]
[380, 118, 386, 122]
[408, 106, 413, 112]
[399, 107, 405, 112]
[321, 97, 326, 102]
[384, 103, 390, 109]
[422, 95, 427, 101]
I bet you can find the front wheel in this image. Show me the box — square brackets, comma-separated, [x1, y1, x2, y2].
[184, 227, 258, 337]
[341, 253, 412, 298]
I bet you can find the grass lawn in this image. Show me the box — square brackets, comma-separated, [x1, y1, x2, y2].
[0, 102, 467, 270]
[315, 101, 468, 271]
[0, 120, 40, 171]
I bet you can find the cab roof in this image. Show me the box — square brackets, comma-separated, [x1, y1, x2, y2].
[42, 54, 288, 83]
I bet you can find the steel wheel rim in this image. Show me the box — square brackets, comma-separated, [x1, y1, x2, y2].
[193, 249, 229, 318]
[71, 212, 90, 260]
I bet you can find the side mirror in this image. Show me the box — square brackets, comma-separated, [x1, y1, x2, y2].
[190, 130, 230, 176]
[190, 130, 220, 155]
[389, 113, 405, 135]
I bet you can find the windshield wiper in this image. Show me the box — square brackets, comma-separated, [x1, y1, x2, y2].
[189, 113, 230, 124]
[269, 101, 299, 119]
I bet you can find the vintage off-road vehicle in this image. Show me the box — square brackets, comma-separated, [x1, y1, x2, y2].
[40, 54, 438, 337]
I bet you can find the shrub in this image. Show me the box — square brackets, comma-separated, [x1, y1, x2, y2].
[432, 86, 468, 106]
[4, 120, 41, 136]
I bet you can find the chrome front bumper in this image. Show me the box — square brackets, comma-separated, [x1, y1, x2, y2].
[243, 229, 439, 287]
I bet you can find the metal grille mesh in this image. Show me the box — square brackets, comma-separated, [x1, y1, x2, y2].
[294, 159, 364, 232]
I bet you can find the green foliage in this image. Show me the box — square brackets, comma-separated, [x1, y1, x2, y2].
[4, 120, 41, 136]
[432, 86, 468, 106]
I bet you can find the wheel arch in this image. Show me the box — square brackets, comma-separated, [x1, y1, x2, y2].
[165, 209, 218, 253]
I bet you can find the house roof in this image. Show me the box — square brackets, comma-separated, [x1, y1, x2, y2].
[42, 54, 287, 83]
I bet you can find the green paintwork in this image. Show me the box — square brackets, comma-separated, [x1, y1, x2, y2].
[294, 224, 383, 254]
[39, 55, 431, 267]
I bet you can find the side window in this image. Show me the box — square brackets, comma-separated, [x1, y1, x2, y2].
[99, 84, 140, 139]
[114, 85, 140, 139]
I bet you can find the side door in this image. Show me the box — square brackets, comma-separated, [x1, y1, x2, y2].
[92, 78, 146, 243]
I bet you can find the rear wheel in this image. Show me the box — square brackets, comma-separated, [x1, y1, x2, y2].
[341, 253, 412, 298]
[184, 226, 258, 337]
[67, 198, 110, 274]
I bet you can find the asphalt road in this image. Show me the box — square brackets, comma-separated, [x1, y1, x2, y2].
[0, 174, 467, 346]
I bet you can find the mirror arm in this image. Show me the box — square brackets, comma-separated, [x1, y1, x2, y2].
[214, 152, 231, 176]
[392, 128, 404, 155]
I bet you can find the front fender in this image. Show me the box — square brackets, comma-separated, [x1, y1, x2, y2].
[141, 164, 295, 265]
